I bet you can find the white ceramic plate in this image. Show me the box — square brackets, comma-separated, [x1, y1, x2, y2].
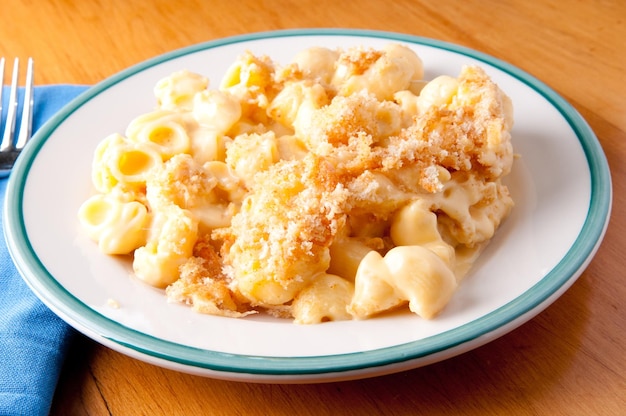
[4, 29, 612, 382]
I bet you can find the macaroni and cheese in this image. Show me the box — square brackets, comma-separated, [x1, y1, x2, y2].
[79, 43, 515, 324]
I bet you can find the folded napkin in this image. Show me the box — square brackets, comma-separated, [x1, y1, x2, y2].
[1, 85, 89, 416]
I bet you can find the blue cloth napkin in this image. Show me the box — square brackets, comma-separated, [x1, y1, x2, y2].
[1, 85, 89, 416]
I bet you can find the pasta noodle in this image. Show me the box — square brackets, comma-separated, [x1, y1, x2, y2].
[78, 43, 515, 324]
[126, 110, 191, 159]
[78, 194, 149, 255]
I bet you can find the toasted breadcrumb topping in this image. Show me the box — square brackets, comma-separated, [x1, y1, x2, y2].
[201, 64, 513, 315]
[337, 48, 384, 76]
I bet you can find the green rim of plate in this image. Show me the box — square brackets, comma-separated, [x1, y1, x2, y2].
[4, 29, 612, 376]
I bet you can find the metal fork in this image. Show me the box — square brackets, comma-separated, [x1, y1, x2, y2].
[0, 57, 34, 178]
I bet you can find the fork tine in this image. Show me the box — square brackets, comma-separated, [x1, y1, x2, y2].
[0, 58, 19, 152]
[0, 57, 5, 118]
[15, 58, 34, 150]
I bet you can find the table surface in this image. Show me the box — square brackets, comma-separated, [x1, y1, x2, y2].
[2, 1, 625, 415]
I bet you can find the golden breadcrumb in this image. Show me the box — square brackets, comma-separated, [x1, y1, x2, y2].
[337, 48, 384, 76]
[166, 234, 254, 317]
[221, 154, 350, 305]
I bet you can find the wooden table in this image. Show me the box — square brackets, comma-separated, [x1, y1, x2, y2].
[2, 1, 625, 414]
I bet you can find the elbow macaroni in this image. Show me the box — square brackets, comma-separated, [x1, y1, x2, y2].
[78, 44, 515, 324]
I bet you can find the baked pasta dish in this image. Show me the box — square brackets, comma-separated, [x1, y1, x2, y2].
[78, 44, 515, 324]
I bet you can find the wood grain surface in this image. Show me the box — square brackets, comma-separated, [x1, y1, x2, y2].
[2, 1, 624, 415]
